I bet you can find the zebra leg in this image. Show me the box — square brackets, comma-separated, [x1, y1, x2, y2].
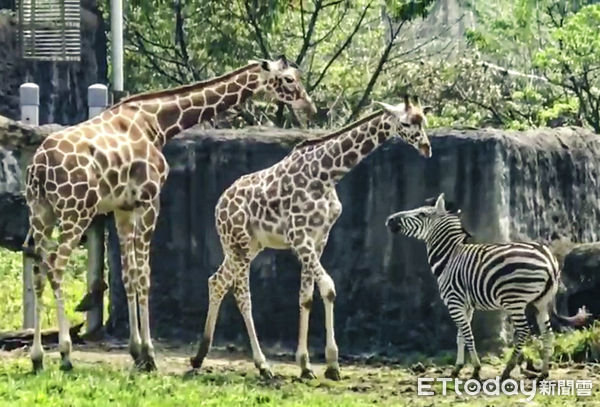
[451, 332, 465, 378]
[536, 310, 553, 380]
[501, 308, 530, 381]
[449, 305, 480, 380]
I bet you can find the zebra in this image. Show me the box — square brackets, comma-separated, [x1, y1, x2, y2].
[385, 193, 588, 380]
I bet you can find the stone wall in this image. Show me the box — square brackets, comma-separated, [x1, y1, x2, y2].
[102, 126, 600, 354]
[1, 120, 599, 355]
[0, 0, 107, 125]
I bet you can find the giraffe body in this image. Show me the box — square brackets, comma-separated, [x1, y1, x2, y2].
[191, 99, 432, 379]
[23, 57, 314, 372]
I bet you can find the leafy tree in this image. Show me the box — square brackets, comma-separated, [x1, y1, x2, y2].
[114, 0, 440, 128]
[535, 4, 600, 132]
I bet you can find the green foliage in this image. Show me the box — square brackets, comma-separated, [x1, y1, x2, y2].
[535, 4, 600, 132]
[0, 247, 89, 331]
[523, 322, 600, 364]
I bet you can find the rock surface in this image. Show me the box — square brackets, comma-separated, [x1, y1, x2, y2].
[2, 120, 599, 354]
[0, 1, 107, 125]
[561, 243, 600, 318]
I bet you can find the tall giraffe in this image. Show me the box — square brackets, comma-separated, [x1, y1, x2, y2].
[23, 56, 315, 372]
[190, 97, 433, 380]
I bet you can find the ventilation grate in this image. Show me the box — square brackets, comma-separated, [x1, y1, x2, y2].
[18, 0, 81, 61]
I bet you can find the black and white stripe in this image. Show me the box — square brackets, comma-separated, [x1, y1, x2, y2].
[386, 193, 558, 380]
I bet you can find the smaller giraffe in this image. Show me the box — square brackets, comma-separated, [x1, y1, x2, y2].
[191, 97, 433, 379]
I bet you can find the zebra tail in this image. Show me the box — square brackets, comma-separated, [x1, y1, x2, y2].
[551, 305, 592, 329]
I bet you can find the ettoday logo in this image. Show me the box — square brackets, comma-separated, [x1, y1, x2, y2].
[417, 377, 593, 401]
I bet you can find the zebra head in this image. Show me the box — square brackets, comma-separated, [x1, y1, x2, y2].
[385, 193, 448, 238]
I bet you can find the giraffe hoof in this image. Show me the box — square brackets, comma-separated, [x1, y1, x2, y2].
[324, 366, 341, 381]
[451, 366, 463, 379]
[190, 356, 203, 369]
[300, 369, 317, 380]
[259, 367, 274, 380]
[136, 358, 157, 372]
[59, 360, 73, 372]
[31, 359, 44, 374]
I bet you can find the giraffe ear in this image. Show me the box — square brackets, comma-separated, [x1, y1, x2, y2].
[422, 105, 433, 115]
[251, 59, 271, 72]
[374, 101, 401, 115]
[403, 95, 412, 110]
[435, 193, 446, 213]
[277, 54, 290, 68]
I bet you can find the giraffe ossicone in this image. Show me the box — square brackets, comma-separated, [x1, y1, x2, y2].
[23, 56, 314, 373]
[190, 98, 433, 380]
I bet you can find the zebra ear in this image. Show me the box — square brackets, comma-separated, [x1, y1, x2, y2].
[435, 193, 446, 213]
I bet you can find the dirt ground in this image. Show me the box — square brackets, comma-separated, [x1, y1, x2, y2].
[3, 340, 600, 405]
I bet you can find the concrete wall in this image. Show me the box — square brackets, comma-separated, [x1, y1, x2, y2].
[102, 127, 600, 354]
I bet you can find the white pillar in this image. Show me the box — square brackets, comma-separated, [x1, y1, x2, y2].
[85, 84, 109, 336]
[20, 82, 39, 328]
[88, 84, 109, 118]
[20, 83, 39, 126]
[111, 0, 124, 92]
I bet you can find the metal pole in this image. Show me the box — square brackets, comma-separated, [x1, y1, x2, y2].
[84, 84, 109, 336]
[20, 82, 39, 329]
[111, 0, 124, 92]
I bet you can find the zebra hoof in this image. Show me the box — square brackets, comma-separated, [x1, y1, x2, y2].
[451, 365, 463, 378]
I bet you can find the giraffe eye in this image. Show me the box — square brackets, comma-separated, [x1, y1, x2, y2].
[400, 122, 411, 128]
[284, 76, 294, 84]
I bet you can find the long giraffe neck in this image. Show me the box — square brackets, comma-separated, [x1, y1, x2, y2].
[295, 111, 394, 184]
[104, 63, 264, 148]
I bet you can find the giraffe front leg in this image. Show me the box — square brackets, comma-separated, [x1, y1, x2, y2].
[317, 271, 340, 381]
[232, 270, 272, 379]
[191, 261, 232, 369]
[296, 270, 316, 379]
[134, 204, 158, 371]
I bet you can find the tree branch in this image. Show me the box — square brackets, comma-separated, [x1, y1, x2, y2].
[309, 1, 372, 91]
[347, 17, 404, 122]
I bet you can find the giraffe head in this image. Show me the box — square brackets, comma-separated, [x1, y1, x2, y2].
[254, 55, 317, 115]
[386, 193, 452, 238]
[375, 96, 433, 158]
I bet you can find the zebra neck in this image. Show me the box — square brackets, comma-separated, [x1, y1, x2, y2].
[425, 220, 467, 277]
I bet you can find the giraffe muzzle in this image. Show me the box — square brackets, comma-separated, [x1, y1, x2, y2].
[418, 143, 432, 158]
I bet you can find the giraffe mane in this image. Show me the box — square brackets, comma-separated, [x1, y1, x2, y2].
[112, 63, 261, 108]
[294, 110, 384, 150]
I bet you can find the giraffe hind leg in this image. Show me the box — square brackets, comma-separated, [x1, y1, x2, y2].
[49, 215, 95, 371]
[114, 209, 143, 367]
[28, 201, 56, 372]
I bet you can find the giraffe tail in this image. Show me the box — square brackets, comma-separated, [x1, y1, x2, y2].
[21, 226, 39, 259]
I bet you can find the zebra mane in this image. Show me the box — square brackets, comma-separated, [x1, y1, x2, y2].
[423, 197, 474, 243]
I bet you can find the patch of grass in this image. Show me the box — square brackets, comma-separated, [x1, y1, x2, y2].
[521, 322, 600, 364]
[0, 359, 394, 407]
[0, 246, 92, 331]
